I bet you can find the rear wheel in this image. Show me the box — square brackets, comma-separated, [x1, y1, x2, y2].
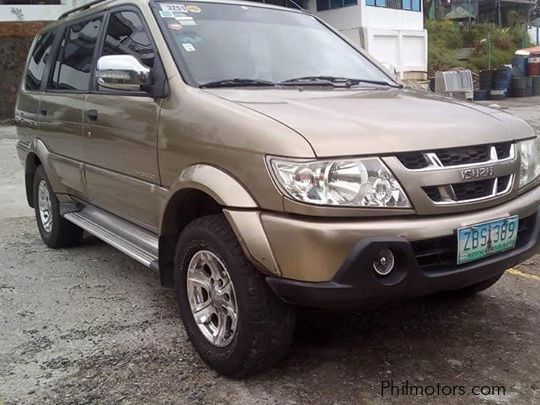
[174, 214, 296, 378]
[33, 165, 83, 249]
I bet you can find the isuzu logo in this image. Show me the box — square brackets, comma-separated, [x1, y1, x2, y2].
[461, 166, 494, 181]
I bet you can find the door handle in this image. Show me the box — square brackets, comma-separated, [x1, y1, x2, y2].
[87, 110, 98, 122]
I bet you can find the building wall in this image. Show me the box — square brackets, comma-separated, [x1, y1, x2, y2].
[0, 1, 88, 22]
[308, 1, 428, 78]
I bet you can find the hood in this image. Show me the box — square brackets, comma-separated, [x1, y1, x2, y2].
[204, 87, 535, 157]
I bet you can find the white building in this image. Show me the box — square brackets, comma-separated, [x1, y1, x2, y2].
[306, 0, 427, 79]
[0, 1, 88, 21]
[0, 0, 428, 78]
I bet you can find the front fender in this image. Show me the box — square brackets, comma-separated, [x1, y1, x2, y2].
[173, 164, 258, 208]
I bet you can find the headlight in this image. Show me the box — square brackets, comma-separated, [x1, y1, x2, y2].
[519, 138, 540, 188]
[268, 157, 411, 208]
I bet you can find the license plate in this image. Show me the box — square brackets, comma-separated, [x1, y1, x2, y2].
[457, 216, 519, 265]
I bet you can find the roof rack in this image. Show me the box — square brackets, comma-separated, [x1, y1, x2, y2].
[58, 0, 108, 20]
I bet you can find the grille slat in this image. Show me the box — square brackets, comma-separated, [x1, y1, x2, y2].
[398, 142, 513, 169]
[423, 175, 512, 203]
[452, 179, 494, 200]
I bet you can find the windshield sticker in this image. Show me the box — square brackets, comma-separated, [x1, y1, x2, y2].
[176, 16, 197, 26]
[182, 43, 196, 52]
[160, 3, 187, 13]
[168, 23, 184, 31]
[186, 5, 202, 13]
[159, 10, 174, 18]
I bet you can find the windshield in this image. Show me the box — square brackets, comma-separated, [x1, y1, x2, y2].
[153, 1, 394, 87]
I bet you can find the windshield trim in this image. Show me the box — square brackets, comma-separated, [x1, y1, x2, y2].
[150, 0, 399, 89]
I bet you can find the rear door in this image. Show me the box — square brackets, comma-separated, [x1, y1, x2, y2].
[40, 16, 104, 199]
[15, 30, 56, 149]
[83, 7, 163, 231]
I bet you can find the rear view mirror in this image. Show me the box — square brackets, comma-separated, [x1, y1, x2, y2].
[96, 55, 151, 92]
[381, 63, 398, 81]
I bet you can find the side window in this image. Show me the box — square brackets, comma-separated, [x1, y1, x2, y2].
[50, 18, 103, 91]
[100, 11, 155, 69]
[26, 31, 55, 91]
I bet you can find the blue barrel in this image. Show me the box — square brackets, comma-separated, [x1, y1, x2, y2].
[511, 56, 528, 77]
[492, 67, 512, 96]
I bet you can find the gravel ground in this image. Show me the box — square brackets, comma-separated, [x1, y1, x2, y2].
[1, 98, 540, 404]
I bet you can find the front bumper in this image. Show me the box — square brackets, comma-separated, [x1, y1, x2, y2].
[266, 208, 540, 308]
[226, 186, 540, 308]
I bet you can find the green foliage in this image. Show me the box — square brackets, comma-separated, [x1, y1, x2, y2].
[426, 20, 464, 71]
[426, 19, 532, 73]
[464, 23, 531, 71]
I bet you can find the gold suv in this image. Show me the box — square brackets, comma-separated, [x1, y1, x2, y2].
[16, 0, 540, 377]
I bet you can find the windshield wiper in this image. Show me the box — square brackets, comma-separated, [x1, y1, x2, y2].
[280, 76, 401, 88]
[200, 78, 276, 88]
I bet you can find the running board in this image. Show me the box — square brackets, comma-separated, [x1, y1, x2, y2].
[64, 205, 159, 269]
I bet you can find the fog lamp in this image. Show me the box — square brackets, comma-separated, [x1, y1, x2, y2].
[373, 248, 395, 276]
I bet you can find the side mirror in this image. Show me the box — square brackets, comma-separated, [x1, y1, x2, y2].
[96, 55, 151, 92]
[381, 62, 398, 81]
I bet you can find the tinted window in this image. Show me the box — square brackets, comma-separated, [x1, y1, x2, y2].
[26, 31, 55, 91]
[100, 11, 155, 69]
[50, 18, 102, 91]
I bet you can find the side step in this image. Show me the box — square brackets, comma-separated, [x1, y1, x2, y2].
[64, 205, 159, 269]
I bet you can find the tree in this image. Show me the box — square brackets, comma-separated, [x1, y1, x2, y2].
[530, 0, 540, 25]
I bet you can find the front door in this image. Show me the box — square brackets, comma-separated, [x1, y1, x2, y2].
[83, 8, 163, 231]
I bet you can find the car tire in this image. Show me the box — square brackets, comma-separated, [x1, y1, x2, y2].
[174, 214, 296, 378]
[444, 273, 504, 298]
[33, 165, 83, 249]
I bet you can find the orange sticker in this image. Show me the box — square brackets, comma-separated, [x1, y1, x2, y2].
[186, 5, 202, 13]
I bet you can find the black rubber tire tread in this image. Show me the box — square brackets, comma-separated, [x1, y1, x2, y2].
[33, 165, 83, 249]
[444, 273, 504, 298]
[174, 214, 296, 378]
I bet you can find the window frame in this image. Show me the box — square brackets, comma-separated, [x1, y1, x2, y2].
[90, 4, 164, 97]
[317, 0, 358, 12]
[365, 0, 422, 12]
[45, 12, 107, 94]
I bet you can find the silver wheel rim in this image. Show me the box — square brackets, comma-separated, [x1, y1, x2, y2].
[38, 180, 53, 233]
[187, 250, 238, 347]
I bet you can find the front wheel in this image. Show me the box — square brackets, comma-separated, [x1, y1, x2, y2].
[174, 214, 296, 378]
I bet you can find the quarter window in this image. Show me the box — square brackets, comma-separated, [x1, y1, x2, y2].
[50, 18, 103, 91]
[26, 31, 55, 91]
[100, 11, 155, 69]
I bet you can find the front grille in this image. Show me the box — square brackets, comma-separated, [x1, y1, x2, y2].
[437, 145, 490, 166]
[424, 175, 512, 203]
[452, 179, 493, 200]
[397, 142, 513, 170]
[398, 153, 429, 170]
[411, 213, 536, 272]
